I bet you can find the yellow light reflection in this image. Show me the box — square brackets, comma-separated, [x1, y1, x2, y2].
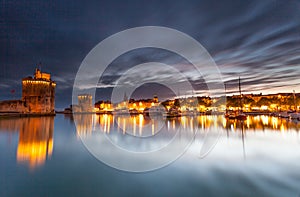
[75, 114, 94, 137]
[246, 116, 250, 129]
[133, 116, 136, 136]
[280, 123, 285, 133]
[123, 118, 126, 134]
[222, 117, 227, 128]
[181, 116, 186, 129]
[139, 114, 143, 136]
[152, 121, 155, 136]
[261, 115, 269, 126]
[15, 117, 54, 170]
[272, 117, 278, 129]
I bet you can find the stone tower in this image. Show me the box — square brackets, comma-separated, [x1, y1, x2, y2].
[22, 68, 56, 114]
[78, 94, 93, 112]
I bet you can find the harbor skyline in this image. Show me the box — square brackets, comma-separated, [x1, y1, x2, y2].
[1, 0, 300, 108]
[1, 1, 300, 195]
[2, 66, 300, 110]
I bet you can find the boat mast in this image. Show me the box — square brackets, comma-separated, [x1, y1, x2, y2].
[225, 83, 228, 114]
[239, 77, 243, 112]
[293, 90, 296, 111]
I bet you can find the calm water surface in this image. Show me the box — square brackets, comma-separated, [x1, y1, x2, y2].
[1, 114, 300, 196]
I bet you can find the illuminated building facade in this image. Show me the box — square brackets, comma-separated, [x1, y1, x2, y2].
[22, 69, 56, 114]
[113, 95, 159, 113]
[77, 94, 93, 112]
[0, 68, 56, 114]
[94, 100, 113, 113]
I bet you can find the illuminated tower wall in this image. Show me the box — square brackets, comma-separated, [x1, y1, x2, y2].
[78, 94, 93, 112]
[22, 69, 56, 114]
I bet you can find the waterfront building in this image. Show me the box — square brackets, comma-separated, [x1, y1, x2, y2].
[0, 68, 56, 114]
[94, 100, 113, 113]
[112, 95, 159, 113]
[22, 68, 56, 114]
[77, 94, 93, 113]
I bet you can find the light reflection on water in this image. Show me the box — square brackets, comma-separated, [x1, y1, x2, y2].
[1, 115, 300, 196]
[0, 117, 54, 169]
[1, 114, 299, 169]
[74, 114, 300, 136]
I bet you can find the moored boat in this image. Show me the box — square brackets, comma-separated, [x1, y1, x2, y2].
[289, 112, 300, 120]
[225, 77, 247, 121]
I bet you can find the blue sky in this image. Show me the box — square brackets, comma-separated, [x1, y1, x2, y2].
[0, 0, 299, 108]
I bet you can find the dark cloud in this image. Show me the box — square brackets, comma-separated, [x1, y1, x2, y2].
[0, 0, 299, 108]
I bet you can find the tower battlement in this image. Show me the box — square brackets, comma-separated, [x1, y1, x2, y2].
[22, 68, 56, 114]
[34, 68, 51, 81]
[0, 68, 56, 115]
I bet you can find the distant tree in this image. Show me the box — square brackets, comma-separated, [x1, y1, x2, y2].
[174, 99, 181, 108]
[200, 97, 212, 107]
[282, 95, 296, 109]
[243, 96, 255, 106]
[161, 100, 171, 109]
[256, 97, 271, 107]
[197, 98, 206, 106]
[226, 97, 240, 107]
[296, 96, 300, 107]
[269, 96, 280, 105]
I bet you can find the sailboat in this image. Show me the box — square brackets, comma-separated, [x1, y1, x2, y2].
[236, 77, 247, 120]
[225, 77, 247, 120]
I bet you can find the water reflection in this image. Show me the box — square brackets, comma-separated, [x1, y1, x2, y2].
[224, 115, 300, 133]
[1, 115, 299, 169]
[73, 114, 300, 136]
[71, 114, 300, 171]
[1, 115, 300, 195]
[73, 114, 95, 137]
[0, 117, 54, 169]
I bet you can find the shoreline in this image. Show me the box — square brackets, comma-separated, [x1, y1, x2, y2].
[0, 112, 56, 118]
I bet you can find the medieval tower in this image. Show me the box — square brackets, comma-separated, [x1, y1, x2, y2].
[22, 68, 56, 114]
[77, 94, 93, 112]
